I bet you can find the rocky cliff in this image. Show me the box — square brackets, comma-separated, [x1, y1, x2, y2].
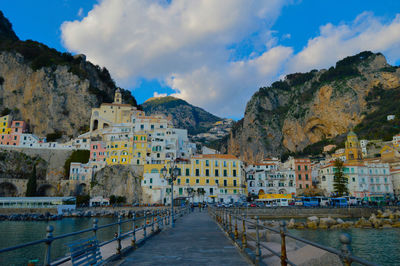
[0, 11, 137, 139]
[225, 51, 400, 162]
[91, 165, 143, 203]
[142, 96, 221, 135]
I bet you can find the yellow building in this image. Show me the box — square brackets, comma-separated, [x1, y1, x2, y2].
[133, 132, 148, 165]
[345, 131, 362, 161]
[0, 115, 12, 134]
[105, 138, 133, 165]
[90, 89, 142, 131]
[380, 144, 400, 163]
[142, 154, 244, 204]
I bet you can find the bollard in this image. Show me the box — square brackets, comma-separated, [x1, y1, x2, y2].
[44, 225, 54, 266]
[131, 212, 136, 248]
[92, 218, 98, 238]
[280, 221, 288, 266]
[116, 215, 122, 255]
[242, 213, 247, 249]
[340, 233, 352, 266]
[255, 216, 261, 265]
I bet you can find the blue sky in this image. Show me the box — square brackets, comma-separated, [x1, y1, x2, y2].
[1, 0, 400, 118]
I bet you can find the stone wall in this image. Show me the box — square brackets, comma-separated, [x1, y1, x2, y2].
[239, 207, 400, 218]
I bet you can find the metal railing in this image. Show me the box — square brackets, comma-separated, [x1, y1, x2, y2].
[209, 207, 378, 266]
[0, 206, 190, 265]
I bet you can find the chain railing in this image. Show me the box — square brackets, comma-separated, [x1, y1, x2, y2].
[209, 207, 378, 266]
[0, 206, 190, 265]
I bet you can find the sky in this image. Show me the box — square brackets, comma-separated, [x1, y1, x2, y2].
[2, 0, 400, 119]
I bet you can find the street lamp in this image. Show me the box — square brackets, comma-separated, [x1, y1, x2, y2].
[161, 161, 180, 228]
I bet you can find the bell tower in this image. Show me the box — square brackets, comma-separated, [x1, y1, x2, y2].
[114, 88, 122, 104]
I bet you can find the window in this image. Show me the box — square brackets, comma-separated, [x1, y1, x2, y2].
[224, 180, 227, 186]
[186, 179, 189, 184]
[209, 188, 213, 194]
[205, 169, 209, 176]
[233, 170, 237, 177]
[215, 161, 218, 167]
[215, 179, 219, 184]
[179, 188, 183, 195]
[306, 184, 309, 188]
[233, 189, 237, 194]
[233, 180, 237, 187]
[215, 169, 219, 176]
[298, 165, 301, 171]
[305, 174, 308, 180]
[298, 174, 302, 180]
[305, 165, 308, 171]
[206, 179, 209, 184]
[196, 179, 199, 184]
[150, 178, 153, 184]
[322, 176, 326, 181]
[223, 170, 227, 177]
[206, 160, 209, 166]
[196, 160, 199, 164]
[299, 184, 303, 189]
[185, 169, 190, 176]
[195, 169, 199, 176]
[233, 162, 236, 167]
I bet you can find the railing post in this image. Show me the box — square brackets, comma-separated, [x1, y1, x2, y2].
[229, 212, 232, 235]
[151, 211, 155, 233]
[242, 213, 247, 249]
[234, 209, 239, 240]
[255, 216, 261, 265]
[92, 218, 98, 238]
[44, 225, 54, 266]
[340, 233, 352, 266]
[280, 221, 288, 266]
[131, 212, 136, 248]
[116, 214, 122, 255]
[143, 212, 147, 238]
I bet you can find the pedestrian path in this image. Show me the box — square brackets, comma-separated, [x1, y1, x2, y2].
[117, 210, 250, 266]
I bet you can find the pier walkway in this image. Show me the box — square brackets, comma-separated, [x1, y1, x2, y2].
[114, 210, 249, 265]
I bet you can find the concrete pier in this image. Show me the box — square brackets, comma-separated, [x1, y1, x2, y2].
[114, 211, 250, 265]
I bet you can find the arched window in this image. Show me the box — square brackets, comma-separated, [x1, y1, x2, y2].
[151, 168, 159, 173]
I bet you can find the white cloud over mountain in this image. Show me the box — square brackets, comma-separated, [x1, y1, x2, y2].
[61, 0, 400, 117]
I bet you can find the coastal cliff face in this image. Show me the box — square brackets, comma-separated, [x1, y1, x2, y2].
[0, 11, 137, 139]
[225, 52, 400, 162]
[90, 165, 143, 203]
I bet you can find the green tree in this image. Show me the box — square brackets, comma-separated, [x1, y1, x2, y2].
[26, 165, 37, 196]
[333, 159, 349, 197]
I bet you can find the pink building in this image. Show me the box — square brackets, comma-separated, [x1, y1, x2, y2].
[90, 141, 106, 171]
[0, 121, 27, 146]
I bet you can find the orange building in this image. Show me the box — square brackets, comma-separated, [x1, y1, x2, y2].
[294, 158, 312, 190]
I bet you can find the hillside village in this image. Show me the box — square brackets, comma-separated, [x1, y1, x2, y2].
[0, 88, 399, 204]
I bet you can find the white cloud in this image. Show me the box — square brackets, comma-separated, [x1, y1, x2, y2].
[288, 12, 400, 73]
[77, 7, 83, 17]
[61, 1, 400, 118]
[152, 92, 168, 98]
[61, 0, 288, 117]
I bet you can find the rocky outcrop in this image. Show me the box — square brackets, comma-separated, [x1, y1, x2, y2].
[0, 149, 47, 180]
[142, 96, 221, 135]
[225, 51, 400, 161]
[91, 165, 143, 203]
[0, 11, 137, 139]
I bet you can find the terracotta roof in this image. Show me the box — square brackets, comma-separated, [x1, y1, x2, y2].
[194, 154, 238, 160]
[101, 103, 134, 107]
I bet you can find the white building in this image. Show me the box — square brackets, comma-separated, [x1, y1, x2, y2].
[318, 161, 393, 198]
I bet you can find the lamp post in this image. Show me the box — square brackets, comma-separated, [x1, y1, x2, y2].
[161, 161, 180, 228]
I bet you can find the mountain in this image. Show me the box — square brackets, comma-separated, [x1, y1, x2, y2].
[0, 11, 137, 140]
[141, 96, 222, 135]
[224, 51, 400, 162]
